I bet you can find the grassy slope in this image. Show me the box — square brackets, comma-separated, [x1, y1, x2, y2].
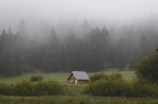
[0, 95, 158, 104]
[0, 69, 135, 83]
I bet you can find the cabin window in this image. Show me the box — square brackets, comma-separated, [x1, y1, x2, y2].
[80, 80, 82, 84]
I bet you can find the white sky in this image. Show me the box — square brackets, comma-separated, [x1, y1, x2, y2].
[0, 0, 158, 31]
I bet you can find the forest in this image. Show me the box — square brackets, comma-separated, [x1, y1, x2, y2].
[0, 16, 158, 76]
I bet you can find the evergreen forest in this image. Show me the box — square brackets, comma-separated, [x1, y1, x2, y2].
[0, 17, 158, 76]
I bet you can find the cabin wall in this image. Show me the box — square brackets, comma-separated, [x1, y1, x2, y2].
[69, 74, 77, 84]
[68, 74, 89, 84]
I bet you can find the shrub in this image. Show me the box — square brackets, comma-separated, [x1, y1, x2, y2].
[33, 80, 48, 95]
[127, 79, 158, 97]
[89, 72, 123, 83]
[45, 79, 65, 95]
[89, 72, 108, 83]
[12, 80, 34, 96]
[83, 72, 129, 96]
[82, 72, 158, 97]
[135, 53, 158, 83]
[0, 79, 65, 96]
[84, 75, 128, 96]
[0, 82, 13, 95]
[30, 75, 43, 82]
[34, 79, 65, 95]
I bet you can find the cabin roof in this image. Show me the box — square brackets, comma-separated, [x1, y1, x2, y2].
[67, 71, 89, 80]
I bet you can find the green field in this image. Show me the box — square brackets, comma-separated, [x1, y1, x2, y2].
[0, 95, 158, 104]
[1, 69, 149, 104]
[0, 69, 135, 83]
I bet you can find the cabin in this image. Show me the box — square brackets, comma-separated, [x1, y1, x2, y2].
[67, 71, 89, 84]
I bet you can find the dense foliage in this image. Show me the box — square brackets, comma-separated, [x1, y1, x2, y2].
[82, 73, 158, 97]
[0, 79, 64, 96]
[30, 75, 43, 82]
[135, 53, 158, 83]
[0, 18, 158, 75]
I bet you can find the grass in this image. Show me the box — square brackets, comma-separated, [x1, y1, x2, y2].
[0, 68, 135, 83]
[0, 95, 158, 104]
[0, 69, 157, 104]
[0, 71, 70, 84]
[102, 68, 136, 80]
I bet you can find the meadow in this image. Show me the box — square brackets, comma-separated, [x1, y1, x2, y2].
[0, 68, 135, 83]
[2, 69, 157, 104]
[1, 95, 158, 104]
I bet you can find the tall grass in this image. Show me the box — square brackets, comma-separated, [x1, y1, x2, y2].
[0, 95, 158, 104]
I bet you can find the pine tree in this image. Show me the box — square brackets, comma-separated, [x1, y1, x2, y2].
[140, 33, 148, 56]
[0, 29, 6, 57]
[84, 27, 110, 71]
[0, 29, 7, 73]
[43, 26, 61, 72]
[129, 56, 135, 70]
[64, 28, 78, 71]
[129, 47, 142, 70]
[116, 50, 126, 71]
[14, 18, 28, 65]
[1, 27, 15, 75]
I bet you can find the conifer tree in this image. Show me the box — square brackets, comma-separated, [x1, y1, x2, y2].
[14, 18, 28, 65]
[84, 27, 109, 71]
[0, 29, 6, 58]
[0, 29, 7, 73]
[1, 27, 15, 75]
[140, 33, 148, 56]
[64, 28, 78, 71]
[43, 26, 61, 72]
[116, 50, 126, 71]
[129, 47, 142, 70]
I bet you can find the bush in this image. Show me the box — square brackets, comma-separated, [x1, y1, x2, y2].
[82, 72, 158, 97]
[0, 79, 65, 96]
[135, 53, 158, 83]
[34, 79, 65, 95]
[45, 79, 64, 95]
[12, 80, 34, 96]
[127, 79, 158, 97]
[0, 82, 13, 95]
[83, 73, 128, 96]
[89, 72, 123, 83]
[30, 75, 43, 82]
[89, 72, 108, 83]
[33, 80, 48, 95]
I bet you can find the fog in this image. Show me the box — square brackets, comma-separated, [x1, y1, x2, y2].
[0, 0, 158, 32]
[1, 0, 158, 74]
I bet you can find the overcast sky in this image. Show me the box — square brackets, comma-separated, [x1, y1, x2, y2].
[0, 0, 158, 32]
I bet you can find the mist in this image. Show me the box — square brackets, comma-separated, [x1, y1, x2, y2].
[0, 0, 158, 75]
[0, 0, 158, 31]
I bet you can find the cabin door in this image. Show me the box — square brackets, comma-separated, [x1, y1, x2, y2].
[75, 80, 77, 84]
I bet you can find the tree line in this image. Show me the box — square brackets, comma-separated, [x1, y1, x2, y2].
[0, 18, 157, 76]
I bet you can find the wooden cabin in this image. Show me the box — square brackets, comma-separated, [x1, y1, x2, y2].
[67, 71, 89, 84]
